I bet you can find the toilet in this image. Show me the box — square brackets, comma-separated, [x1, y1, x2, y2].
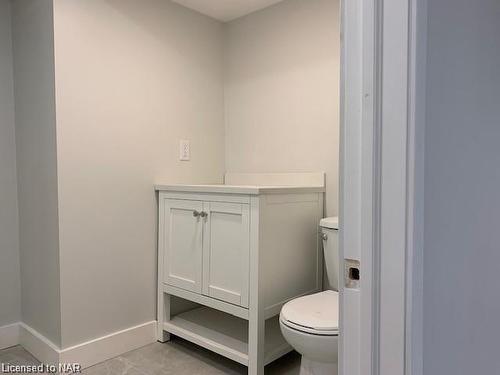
[280, 217, 339, 375]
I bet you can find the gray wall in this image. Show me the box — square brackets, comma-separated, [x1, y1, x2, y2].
[5, 0, 337, 350]
[11, 0, 61, 347]
[224, 0, 340, 216]
[52, 0, 225, 347]
[423, 0, 500, 373]
[0, 0, 21, 329]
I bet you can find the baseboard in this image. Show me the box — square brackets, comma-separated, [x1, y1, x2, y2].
[59, 321, 157, 369]
[18, 321, 157, 369]
[19, 323, 60, 364]
[0, 323, 20, 350]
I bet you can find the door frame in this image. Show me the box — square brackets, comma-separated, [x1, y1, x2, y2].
[340, 0, 426, 374]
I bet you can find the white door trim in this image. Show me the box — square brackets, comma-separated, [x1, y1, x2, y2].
[340, 0, 425, 374]
[405, 0, 426, 374]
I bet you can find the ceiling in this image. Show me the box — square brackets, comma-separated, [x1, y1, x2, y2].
[171, 0, 286, 22]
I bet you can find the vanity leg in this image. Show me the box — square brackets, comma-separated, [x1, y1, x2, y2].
[157, 291, 171, 342]
[248, 312, 265, 375]
[248, 196, 264, 375]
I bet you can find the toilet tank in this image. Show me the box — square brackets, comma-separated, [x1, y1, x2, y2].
[320, 217, 339, 291]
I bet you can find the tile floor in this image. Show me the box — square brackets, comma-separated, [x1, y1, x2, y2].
[0, 337, 300, 375]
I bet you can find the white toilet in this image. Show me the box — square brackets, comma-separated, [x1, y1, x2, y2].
[280, 217, 339, 375]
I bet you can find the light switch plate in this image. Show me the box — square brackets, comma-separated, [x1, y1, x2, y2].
[179, 140, 190, 161]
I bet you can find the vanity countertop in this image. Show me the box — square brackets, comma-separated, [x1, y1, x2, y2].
[154, 183, 325, 195]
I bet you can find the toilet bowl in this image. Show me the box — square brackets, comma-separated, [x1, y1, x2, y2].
[279, 217, 339, 375]
[280, 290, 339, 375]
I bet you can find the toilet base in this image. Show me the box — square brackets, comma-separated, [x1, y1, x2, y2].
[300, 357, 338, 375]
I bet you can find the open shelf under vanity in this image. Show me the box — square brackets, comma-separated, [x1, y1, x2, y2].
[164, 305, 289, 366]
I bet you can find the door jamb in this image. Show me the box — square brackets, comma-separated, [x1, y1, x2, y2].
[340, 0, 425, 374]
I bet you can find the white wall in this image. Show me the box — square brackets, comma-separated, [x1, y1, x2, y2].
[0, 0, 21, 329]
[11, 0, 62, 347]
[52, 0, 225, 347]
[5, 0, 338, 349]
[224, 0, 340, 215]
[423, 0, 500, 373]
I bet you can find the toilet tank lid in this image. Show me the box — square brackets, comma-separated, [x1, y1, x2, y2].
[320, 217, 339, 230]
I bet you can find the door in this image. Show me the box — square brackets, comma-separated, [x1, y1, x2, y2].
[202, 202, 250, 307]
[163, 199, 203, 293]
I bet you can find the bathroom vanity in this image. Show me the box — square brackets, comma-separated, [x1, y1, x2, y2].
[156, 173, 324, 375]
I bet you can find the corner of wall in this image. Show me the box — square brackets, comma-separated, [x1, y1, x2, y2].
[10, 0, 62, 348]
[0, 0, 21, 334]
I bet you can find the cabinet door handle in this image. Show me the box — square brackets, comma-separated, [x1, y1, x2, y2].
[200, 211, 208, 218]
[193, 210, 200, 217]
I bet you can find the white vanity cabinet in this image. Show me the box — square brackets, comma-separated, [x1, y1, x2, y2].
[156, 174, 324, 375]
[163, 198, 250, 307]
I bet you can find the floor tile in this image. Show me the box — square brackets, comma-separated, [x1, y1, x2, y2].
[0, 338, 301, 375]
[0, 345, 40, 366]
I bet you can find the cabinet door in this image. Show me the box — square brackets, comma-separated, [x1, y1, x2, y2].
[202, 202, 250, 307]
[162, 199, 203, 293]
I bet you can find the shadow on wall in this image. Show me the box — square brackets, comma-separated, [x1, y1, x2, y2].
[102, 0, 223, 78]
[224, 0, 339, 83]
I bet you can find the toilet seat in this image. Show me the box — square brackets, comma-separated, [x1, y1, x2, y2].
[280, 290, 339, 336]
